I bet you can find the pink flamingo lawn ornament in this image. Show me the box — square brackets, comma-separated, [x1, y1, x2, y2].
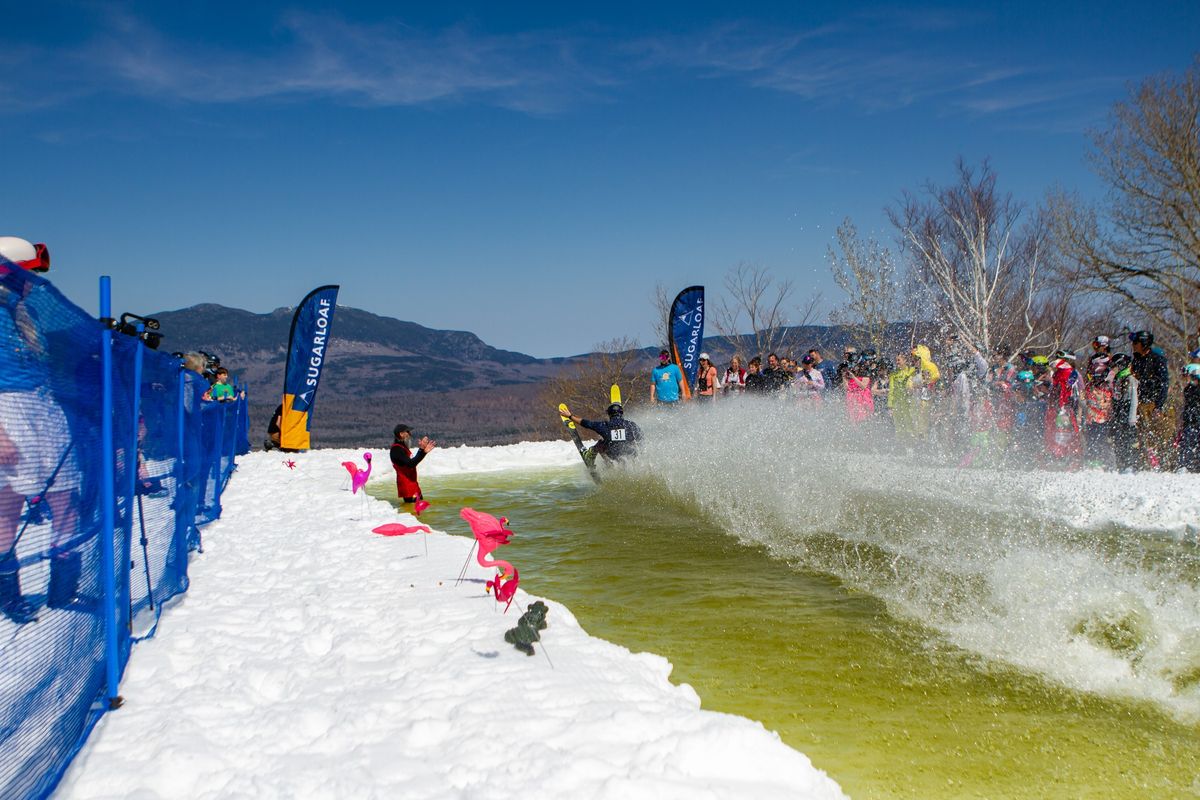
[341, 452, 373, 494]
[371, 523, 431, 537]
[488, 569, 520, 612]
[413, 499, 430, 516]
[453, 510, 516, 609]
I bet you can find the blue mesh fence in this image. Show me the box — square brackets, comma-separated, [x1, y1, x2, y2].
[0, 270, 249, 799]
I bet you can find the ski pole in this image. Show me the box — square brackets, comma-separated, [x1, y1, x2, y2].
[135, 490, 155, 611]
[10, 440, 76, 552]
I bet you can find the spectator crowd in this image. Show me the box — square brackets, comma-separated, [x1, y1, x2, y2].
[654, 332, 1200, 473]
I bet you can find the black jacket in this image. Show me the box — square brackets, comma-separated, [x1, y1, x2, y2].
[744, 371, 768, 393]
[390, 441, 427, 469]
[761, 367, 792, 392]
[1131, 349, 1169, 408]
[580, 416, 643, 459]
[1182, 383, 1200, 429]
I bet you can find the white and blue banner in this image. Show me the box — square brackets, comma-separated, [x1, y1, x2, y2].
[668, 285, 704, 400]
[281, 285, 339, 450]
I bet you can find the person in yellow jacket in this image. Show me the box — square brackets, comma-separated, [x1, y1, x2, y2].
[909, 344, 940, 440]
[888, 352, 920, 445]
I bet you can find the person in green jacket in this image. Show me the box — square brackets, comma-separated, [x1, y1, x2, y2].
[208, 367, 236, 402]
[888, 351, 920, 446]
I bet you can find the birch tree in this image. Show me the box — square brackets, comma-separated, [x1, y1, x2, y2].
[712, 262, 820, 358]
[889, 159, 1046, 356]
[827, 218, 899, 351]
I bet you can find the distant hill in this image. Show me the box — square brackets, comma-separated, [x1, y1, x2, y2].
[150, 304, 573, 448]
[149, 303, 867, 447]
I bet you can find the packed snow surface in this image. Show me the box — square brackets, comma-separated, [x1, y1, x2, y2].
[56, 444, 844, 799]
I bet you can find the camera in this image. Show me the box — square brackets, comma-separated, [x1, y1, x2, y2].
[116, 312, 163, 350]
[198, 351, 221, 380]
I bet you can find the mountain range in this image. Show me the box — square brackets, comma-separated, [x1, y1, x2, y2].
[149, 303, 859, 447]
[149, 304, 580, 447]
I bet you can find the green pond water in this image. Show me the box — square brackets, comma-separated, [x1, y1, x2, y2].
[370, 467, 1200, 799]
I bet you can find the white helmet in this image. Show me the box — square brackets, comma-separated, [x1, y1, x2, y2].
[0, 237, 50, 272]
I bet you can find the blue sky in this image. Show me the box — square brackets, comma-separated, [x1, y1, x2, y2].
[3, 1, 1197, 357]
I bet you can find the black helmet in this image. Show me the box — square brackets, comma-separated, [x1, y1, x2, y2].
[1129, 330, 1154, 346]
[606, 403, 623, 417]
[1109, 353, 1132, 370]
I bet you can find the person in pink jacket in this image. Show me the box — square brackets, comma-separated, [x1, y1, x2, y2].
[844, 364, 875, 423]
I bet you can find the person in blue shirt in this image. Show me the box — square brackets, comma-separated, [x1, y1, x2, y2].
[651, 350, 684, 404]
[807, 348, 839, 390]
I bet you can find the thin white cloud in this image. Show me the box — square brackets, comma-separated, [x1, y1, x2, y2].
[624, 15, 1124, 129]
[20, 10, 614, 114]
[3, 7, 1124, 131]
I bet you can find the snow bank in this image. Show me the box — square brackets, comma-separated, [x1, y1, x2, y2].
[56, 446, 844, 799]
[1031, 469, 1200, 539]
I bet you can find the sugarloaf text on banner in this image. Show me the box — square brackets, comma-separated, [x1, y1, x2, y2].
[281, 285, 340, 450]
[668, 285, 704, 400]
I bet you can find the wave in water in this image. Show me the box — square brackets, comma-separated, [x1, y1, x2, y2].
[616, 397, 1200, 723]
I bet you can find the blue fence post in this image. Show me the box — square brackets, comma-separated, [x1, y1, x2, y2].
[242, 382, 251, 455]
[177, 370, 186, 470]
[98, 277, 123, 709]
[176, 369, 202, 554]
[226, 386, 239, 481]
[212, 403, 226, 509]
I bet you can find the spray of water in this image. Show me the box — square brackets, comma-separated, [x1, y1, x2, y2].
[616, 396, 1200, 723]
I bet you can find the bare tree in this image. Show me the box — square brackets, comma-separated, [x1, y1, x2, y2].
[712, 262, 820, 358]
[889, 159, 1047, 356]
[651, 282, 673, 351]
[895, 274, 937, 352]
[537, 336, 647, 439]
[1050, 58, 1200, 362]
[827, 218, 899, 351]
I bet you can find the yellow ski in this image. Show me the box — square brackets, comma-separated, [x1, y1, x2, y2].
[558, 403, 599, 483]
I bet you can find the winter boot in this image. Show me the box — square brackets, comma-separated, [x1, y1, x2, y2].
[0, 557, 38, 624]
[46, 552, 82, 609]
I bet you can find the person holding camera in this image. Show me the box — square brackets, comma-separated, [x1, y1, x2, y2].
[794, 355, 825, 402]
[834, 347, 858, 390]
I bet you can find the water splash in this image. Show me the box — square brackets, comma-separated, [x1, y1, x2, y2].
[620, 396, 1200, 723]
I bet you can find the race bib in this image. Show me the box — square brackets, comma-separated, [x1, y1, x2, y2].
[611, 429, 627, 442]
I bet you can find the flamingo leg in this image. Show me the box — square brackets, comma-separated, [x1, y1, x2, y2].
[454, 541, 478, 586]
